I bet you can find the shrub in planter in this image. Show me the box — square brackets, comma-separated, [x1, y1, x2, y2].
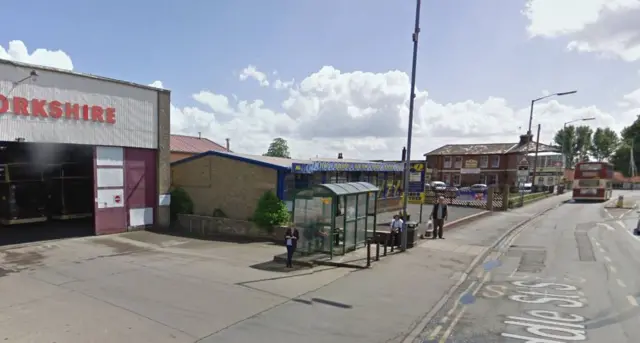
[170, 187, 194, 222]
[252, 190, 290, 234]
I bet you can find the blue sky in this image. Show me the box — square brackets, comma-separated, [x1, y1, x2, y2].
[2, 0, 639, 158]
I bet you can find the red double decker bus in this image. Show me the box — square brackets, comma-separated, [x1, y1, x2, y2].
[572, 161, 614, 201]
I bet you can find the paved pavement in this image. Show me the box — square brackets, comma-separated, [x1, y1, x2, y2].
[377, 203, 483, 225]
[0, 195, 563, 343]
[413, 190, 640, 343]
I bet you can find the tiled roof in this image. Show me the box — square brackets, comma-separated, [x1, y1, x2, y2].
[509, 142, 559, 153]
[425, 143, 517, 156]
[425, 142, 561, 156]
[170, 134, 228, 154]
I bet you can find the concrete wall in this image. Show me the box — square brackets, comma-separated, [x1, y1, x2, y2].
[156, 91, 171, 229]
[175, 214, 287, 242]
[171, 155, 278, 221]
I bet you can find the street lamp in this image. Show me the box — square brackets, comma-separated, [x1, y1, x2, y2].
[562, 117, 595, 163]
[400, 0, 422, 252]
[527, 90, 578, 135]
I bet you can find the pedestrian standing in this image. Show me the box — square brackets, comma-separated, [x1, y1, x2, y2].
[429, 196, 448, 239]
[390, 214, 403, 247]
[284, 227, 300, 268]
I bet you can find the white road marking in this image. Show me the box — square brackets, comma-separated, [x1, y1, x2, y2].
[627, 295, 638, 307]
[603, 256, 612, 262]
[599, 248, 606, 253]
[598, 223, 616, 231]
[609, 265, 617, 273]
[620, 208, 635, 218]
[605, 209, 613, 219]
[617, 279, 627, 288]
[594, 241, 601, 247]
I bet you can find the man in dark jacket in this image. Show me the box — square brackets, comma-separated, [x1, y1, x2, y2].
[284, 227, 300, 268]
[429, 196, 448, 239]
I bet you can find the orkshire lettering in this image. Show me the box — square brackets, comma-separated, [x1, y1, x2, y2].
[0, 95, 116, 124]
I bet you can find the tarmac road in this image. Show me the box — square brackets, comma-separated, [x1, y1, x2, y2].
[415, 190, 640, 343]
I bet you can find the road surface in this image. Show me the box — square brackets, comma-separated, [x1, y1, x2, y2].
[415, 190, 640, 343]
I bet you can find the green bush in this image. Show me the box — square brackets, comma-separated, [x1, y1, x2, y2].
[253, 190, 290, 233]
[170, 187, 194, 222]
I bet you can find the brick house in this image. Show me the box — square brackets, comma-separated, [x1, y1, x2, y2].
[170, 134, 229, 162]
[424, 134, 560, 187]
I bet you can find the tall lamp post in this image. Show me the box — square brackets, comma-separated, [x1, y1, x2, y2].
[520, 90, 577, 206]
[401, 0, 422, 252]
[527, 91, 578, 135]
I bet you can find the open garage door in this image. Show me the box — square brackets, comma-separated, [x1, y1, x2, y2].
[94, 146, 127, 235]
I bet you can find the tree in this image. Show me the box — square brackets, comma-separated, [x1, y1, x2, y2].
[264, 138, 291, 158]
[589, 128, 619, 161]
[612, 117, 640, 176]
[252, 190, 290, 233]
[575, 125, 593, 162]
[554, 126, 577, 168]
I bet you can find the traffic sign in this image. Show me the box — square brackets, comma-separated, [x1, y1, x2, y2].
[519, 158, 529, 166]
[114, 195, 121, 204]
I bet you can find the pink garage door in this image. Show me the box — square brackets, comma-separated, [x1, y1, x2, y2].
[94, 146, 127, 235]
[124, 148, 157, 228]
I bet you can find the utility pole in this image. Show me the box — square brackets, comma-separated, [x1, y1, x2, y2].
[401, 0, 422, 252]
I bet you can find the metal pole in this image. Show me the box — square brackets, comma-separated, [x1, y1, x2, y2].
[401, 0, 422, 252]
[532, 124, 541, 191]
[527, 99, 535, 135]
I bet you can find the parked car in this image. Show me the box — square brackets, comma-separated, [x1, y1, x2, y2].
[519, 182, 532, 193]
[430, 181, 447, 191]
[458, 186, 471, 192]
[470, 184, 488, 193]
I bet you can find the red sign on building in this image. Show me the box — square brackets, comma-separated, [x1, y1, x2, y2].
[0, 95, 116, 124]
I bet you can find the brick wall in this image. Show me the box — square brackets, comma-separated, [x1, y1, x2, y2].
[171, 155, 278, 220]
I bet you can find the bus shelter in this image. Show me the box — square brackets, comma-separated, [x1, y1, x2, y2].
[291, 182, 379, 259]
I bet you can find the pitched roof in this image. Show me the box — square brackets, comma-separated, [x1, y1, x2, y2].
[170, 134, 228, 154]
[425, 143, 517, 156]
[425, 141, 561, 156]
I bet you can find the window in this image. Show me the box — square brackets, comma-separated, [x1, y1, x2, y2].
[578, 179, 600, 187]
[480, 156, 489, 168]
[443, 173, 451, 185]
[487, 174, 498, 185]
[490, 156, 500, 168]
[454, 156, 463, 169]
[479, 174, 487, 185]
[444, 156, 452, 168]
[452, 174, 461, 186]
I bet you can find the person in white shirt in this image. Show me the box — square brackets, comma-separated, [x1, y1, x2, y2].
[390, 215, 403, 246]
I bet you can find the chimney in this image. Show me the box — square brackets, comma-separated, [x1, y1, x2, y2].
[225, 138, 230, 151]
[518, 133, 533, 146]
[198, 132, 201, 139]
[401, 147, 407, 162]
[337, 153, 343, 159]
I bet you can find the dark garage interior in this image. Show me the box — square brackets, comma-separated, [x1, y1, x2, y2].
[0, 141, 95, 246]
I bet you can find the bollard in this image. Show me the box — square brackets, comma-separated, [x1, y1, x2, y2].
[383, 237, 388, 256]
[375, 239, 380, 261]
[617, 195, 624, 208]
[366, 239, 372, 268]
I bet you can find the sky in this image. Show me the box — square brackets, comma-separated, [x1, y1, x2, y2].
[1, 0, 639, 160]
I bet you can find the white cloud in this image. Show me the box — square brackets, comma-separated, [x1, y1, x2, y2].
[149, 80, 164, 88]
[0, 40, 74, 70]
[239, 65, 269, 87]
[4, 40, 638, 160]
[524, 0, 640, 61]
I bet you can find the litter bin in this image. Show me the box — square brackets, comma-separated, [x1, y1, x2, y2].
[405, 221, 419, 248]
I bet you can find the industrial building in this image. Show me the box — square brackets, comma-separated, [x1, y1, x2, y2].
[0, 59, 170, 244]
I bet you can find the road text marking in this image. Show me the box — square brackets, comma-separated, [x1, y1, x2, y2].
[617, 279, 627, 288]
[627, 295, 638, 307]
